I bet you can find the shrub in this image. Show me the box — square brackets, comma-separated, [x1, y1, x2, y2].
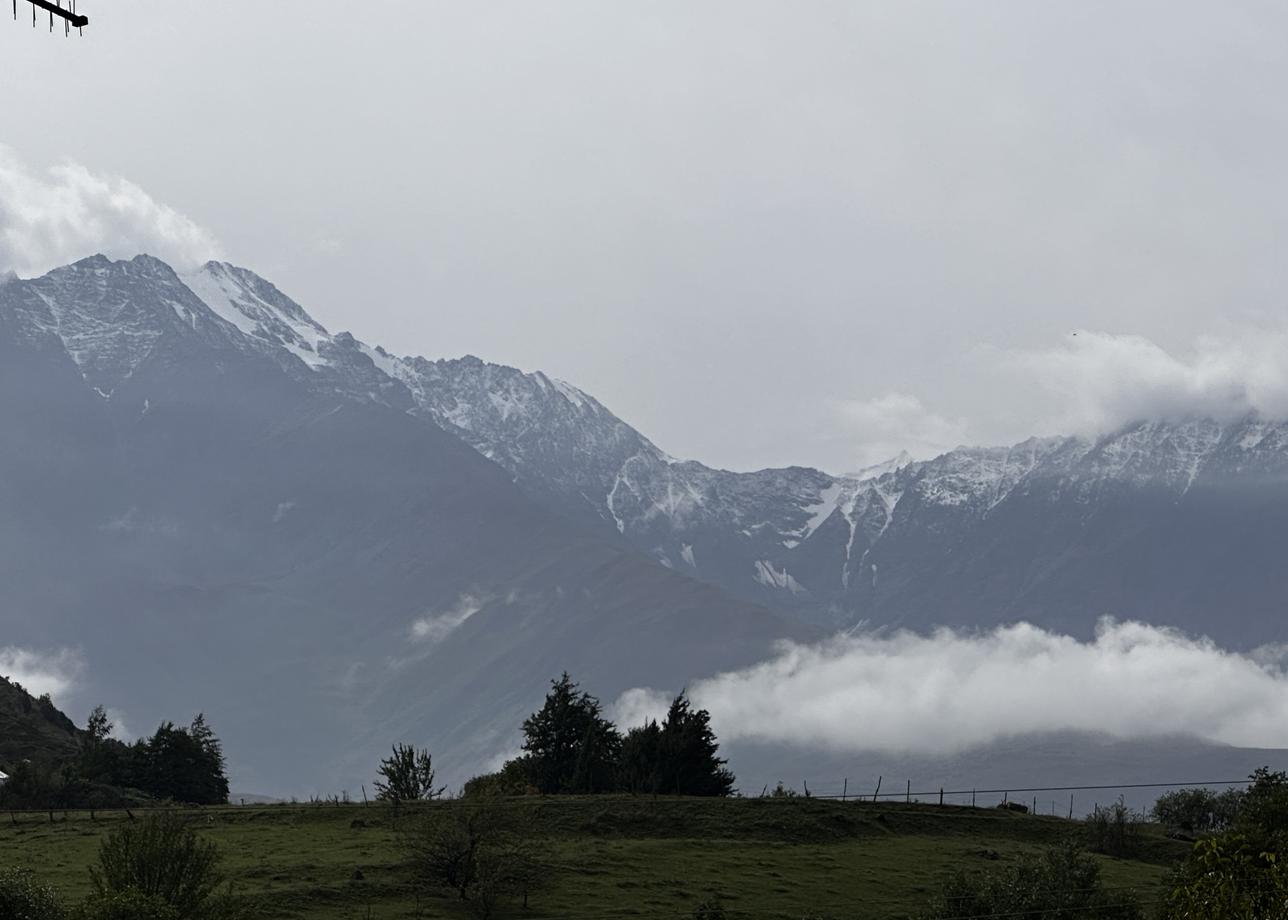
[1160, 834, 1288, 920]
[462, 758, 534, 798]
[0, 867, 66, 920]
[920, 841, 1144, 919]
[1238, 768, 1288, 846]
[1085, 799, 1144, 857]
[402, 800, 548, 913]
[1153, 787, 1243, 836]
[89, 812, 242, 919]
[74, 891, 180, 920]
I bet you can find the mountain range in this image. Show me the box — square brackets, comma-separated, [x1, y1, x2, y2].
[2, 253, 1286, 792]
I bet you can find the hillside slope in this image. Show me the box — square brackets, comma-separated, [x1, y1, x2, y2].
[172, 260, 1288, 643]
[0, 677, 80, 770]
[0, 255, 809, 793]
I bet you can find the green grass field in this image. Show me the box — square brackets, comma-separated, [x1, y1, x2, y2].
[0, 797, 1189, 919]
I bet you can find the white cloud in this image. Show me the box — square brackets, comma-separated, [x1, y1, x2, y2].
[0, 143, 221, 278]
[0, 647, 84, 702]
[999, 330, 1288, 438]
[104, 707, 133, 743]
[615, 619, 1288, 755]
[409, 594, 484, 644]
[833, 392, 969, 469]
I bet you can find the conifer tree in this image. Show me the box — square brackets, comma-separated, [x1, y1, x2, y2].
[521, 673, 621, 794]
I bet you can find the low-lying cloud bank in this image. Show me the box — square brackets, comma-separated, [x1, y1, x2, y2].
[615, 619, 1288, 755]
[1004, 330, 1288, 437]
[0, 646, 83, 701]
[0, 143, 221, 279]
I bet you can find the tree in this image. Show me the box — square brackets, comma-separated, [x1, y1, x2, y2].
[1237, 768, 1288, 847]
[142, 720, 229, 805]
[520, 674, 621, 794]
[620, 694, 734, 796]
[1154, 787, 1244, 836]
[657, 693, 735, 797]
[1161, 835, 1288, 920]
[87, 705, 113, 743]
[619, 719, 663, 794]
[374, 744, 444, 802]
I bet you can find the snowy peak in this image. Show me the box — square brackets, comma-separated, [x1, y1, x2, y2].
[182, 262, 332, 369]
[0, 254, 234, 393]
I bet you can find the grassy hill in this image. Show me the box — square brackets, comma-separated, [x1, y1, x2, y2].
[0, 796, 1190, 919]
[0, 677, 80, 772]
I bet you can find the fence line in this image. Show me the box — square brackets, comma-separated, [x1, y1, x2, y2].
[0, 774, 1256, 819]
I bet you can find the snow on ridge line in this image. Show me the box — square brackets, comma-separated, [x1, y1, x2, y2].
[180, 263, 331, 369]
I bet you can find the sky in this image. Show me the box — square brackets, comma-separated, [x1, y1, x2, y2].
[4, 1, 1288, 472]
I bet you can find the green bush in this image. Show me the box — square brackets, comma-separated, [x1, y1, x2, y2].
[1160, 835, 1288, 920]
[0, 867, 66, 920]
[920, 841, 1144, 919]
[1153, 787, 1243, 835]
[75, 890, 180, 920]
[89, 812, 243, 919]
[1085, 799, 1144, 857]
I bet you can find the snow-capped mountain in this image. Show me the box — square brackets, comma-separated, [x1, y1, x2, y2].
[0, 254, 808, 793]
[11, 254, 1288, 651]
[6, 252, 1288, 794]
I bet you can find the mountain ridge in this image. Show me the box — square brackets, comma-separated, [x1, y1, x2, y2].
[15, 254, 1288, 646]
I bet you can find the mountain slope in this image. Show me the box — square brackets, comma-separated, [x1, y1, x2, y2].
[151, 259, 1288, 645]
[0, 255, 809, 793]
[0, 677, 81, 771]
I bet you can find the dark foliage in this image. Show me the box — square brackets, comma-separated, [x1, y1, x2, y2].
[1, 709, 229, 809]
[1236, 767, 1288, 848]
[0, 866, 66, 920]
[520, 673, 622, 794]
[90, 811, 244, 919]
[462, 758, 534, 798]
[919, 841, 1144, 919]
[402, 799, 548, 914]
[619, 694, 735, 797]
[374, 744, 443, 802]
[1152, 787, 1244, 836]
[1085, 799, 1144, 857]
[74, 890, 181, 920]
[1160, 834, 1288, 920]
[479, 677, 736, 798]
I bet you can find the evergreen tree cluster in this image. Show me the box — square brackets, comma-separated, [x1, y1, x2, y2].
[0, 708, 230, 809]
[470, 673, 735, 797]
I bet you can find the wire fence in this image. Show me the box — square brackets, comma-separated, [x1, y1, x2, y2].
[0, 775, 1256, 822]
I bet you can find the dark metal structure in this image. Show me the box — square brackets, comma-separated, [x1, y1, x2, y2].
[14, 0, 87, 34]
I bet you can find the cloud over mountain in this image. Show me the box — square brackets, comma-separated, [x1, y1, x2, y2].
[0, 143, 221, 279]
[616, 619, 1288, 756]
[1000, 330, 1288, 437]
[0, 647, 84, 702]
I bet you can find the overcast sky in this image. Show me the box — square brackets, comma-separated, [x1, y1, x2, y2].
[4, 2, 1288, 472]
